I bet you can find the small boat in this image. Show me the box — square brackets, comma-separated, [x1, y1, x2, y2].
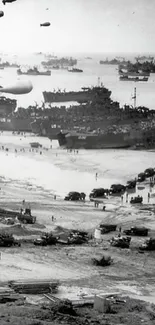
[137, 186, 145, 190]
[68, 68, 83, 73]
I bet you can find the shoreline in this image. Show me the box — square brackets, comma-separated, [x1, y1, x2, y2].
[0, 132, 155, 307]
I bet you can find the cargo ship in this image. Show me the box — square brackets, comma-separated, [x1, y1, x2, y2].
[41, 57, 77, 68]
[17, 67, 51, 76]
[100, 58, 129, 65]
[0, 61, 19, 69]
[119, 75, 148, 82]
[119, 69, 150, 77]
[135, 55, 154, 62]
[43, 85, 111, 103]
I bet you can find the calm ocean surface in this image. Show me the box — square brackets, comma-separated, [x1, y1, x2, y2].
[0, 52, 155, 109]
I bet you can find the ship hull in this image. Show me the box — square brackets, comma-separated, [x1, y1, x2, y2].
[0, 118, 32, 132]
[119, 77, 148, 82]
[57, 132, 132, 149]
[43, 91, 90, 103]
[43, 86, 111, 103]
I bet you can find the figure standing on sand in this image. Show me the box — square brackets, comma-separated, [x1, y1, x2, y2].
[95, 172, 98, 181]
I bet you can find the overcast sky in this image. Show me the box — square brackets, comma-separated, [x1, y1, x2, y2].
[0, 0, 154, 54]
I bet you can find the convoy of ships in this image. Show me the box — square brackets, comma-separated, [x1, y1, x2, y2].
[1, 54, 155, 149]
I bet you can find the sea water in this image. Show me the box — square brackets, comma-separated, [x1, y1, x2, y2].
[0, 52, 155, 108]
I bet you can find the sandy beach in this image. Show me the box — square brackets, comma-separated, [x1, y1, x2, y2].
[0, 132, 154, 306]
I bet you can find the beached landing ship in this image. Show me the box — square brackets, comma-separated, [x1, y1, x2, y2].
[0, 96, 16, 116]
[57, 131, 132, 149]
[17, 67, 51, 76]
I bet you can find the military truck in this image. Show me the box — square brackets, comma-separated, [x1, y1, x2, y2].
[123, 227, 148, 236]
[130, 196, 143, 204]
[64, 191, 82, 201]
[18, 211, 36, 224]
[89, 188, 107, 200]
[34, 232, 57, 246]
[0, 233, 20, 247]
[109, 184, 126, 195]
[99, 224, 117, 234]
[144, 168, 155, 178]
[110, 235, 131, 249]
[139, 238, 155, 251]
[126, 179, 136, 189]
[137, 173, 146, 182]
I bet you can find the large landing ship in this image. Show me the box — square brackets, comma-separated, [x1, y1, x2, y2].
[43, 85, 111, 103]
[57, 131, 132, 149]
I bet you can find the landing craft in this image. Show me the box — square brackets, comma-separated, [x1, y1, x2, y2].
[40, 22, 50, 27]
[0, 10, 4, 17]
[2, 0, 17, 4]
[0, 80, 33, 94]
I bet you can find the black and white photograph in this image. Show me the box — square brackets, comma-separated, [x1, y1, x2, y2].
[0, 0, 155, 324]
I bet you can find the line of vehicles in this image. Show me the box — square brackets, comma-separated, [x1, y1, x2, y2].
[64, 167, 155, 202]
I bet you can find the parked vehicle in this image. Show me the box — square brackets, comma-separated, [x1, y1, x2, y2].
[110, 184, 126, 195]
[89, 188, 107, 200]
[138, 173, 146, 182]
[34, 233, 57, 246]
[123, 226, 148, 236]
[99, 224, 117, 234]
[126, 179, 136, 189]
[139, 238, 155, 251]
[64, 191, 82, 201]
[144, 168, 155, 178]
[130, 196, 143, 204]
[0, 233, 20, 247]
[57, 229, 89, 245]
[18, 212, 36, 224]
[110, 235, 131, 248]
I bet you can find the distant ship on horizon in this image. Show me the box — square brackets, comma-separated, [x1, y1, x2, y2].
[119, 75, 149, 82]
[17, 67, 51, 76]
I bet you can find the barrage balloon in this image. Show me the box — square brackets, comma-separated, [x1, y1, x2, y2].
[0, 10, 4, 17]
[2, 0, 17, 5]
[0, 80, 33, 95]
[40, 22, 51, 27]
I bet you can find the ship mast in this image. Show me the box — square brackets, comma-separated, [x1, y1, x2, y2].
[132, 87, 136, 109]
[97, 77, 100, 87]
